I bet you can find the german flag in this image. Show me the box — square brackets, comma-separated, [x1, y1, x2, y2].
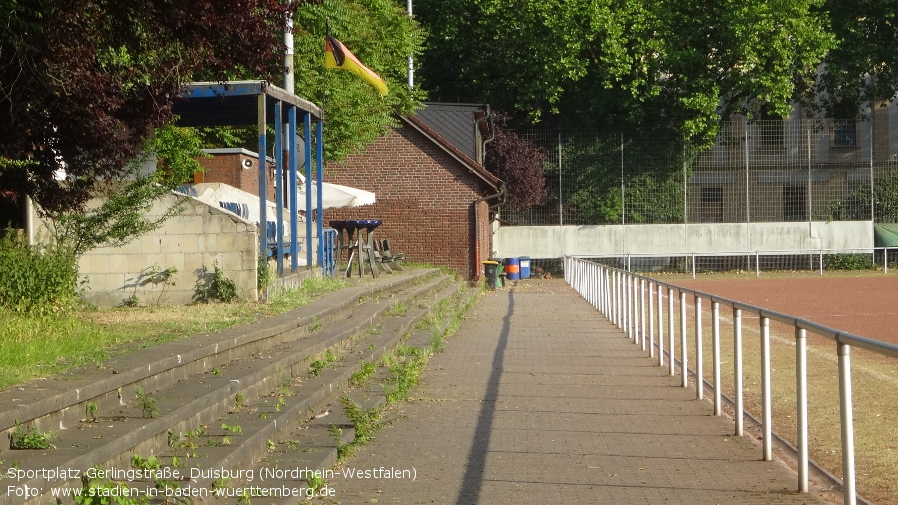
[325, 35, 388, 96]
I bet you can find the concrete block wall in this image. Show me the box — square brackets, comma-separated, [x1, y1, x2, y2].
[76, 193, 258, 306]
[324, 125, 493, 279]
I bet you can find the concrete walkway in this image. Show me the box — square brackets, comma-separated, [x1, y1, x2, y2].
[329, 279, 830, 504]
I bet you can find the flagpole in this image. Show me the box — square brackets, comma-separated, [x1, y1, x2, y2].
[407, 0, 413, 88]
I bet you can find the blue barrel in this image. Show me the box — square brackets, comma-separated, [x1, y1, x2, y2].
[520, 257, 531, 279]
[505, 257, 521, 281]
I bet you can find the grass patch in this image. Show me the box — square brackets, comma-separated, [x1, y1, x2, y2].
[0, 276, 348, 391]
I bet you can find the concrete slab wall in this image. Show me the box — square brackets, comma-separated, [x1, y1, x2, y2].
[496, 221, 874, 259]
[71, 193, 258, 306]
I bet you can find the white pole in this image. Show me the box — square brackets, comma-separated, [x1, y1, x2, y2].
[407, 0, 414, 88]
[284, 5, 294, 93]
[712, 301, 721, 415]
[734, 308, 744, 436]
[761, 316, 772, 461]
[695, 296, 703, 400]
[680, 292, 687, 387]
[796, 327, 809, 493]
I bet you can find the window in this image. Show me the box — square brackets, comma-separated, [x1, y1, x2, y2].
[783, 185, 808, 221]
[833, 120, 857, 148]
[700, 187, 724, 223]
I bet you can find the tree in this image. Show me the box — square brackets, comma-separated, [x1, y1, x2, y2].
[291, 0, 425, 161]
[484, 112, 547, 209]
[415, 0, 833, 144]
[46, 125, 207, 257]
[0, 0, 297, 214]
[800, 0, 898, 117]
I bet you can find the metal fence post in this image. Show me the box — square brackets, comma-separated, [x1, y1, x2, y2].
[712, 301, 721, 415]
[695, 296, 703, 400]
[657, 283, 664, 367]
[761, 316, 772, 461]
[734, 307, 744, 436]
[648, 281, 655, 358]
[796, 327, 808, 493]
[640, 278, 647, 351]
[680, 291, 688, 388]
[669, 287, 675, 377]
[838, 342, 857, 505]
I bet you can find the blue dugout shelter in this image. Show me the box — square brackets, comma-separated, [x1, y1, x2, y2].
[173, 81, 326, 276]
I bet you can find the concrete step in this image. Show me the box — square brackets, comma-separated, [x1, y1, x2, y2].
[3, 270, 472, 505]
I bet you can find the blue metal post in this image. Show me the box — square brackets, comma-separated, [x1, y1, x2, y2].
[288, 106, 299, 272]
[257, 94, 267, 260]
[274, 101, 284, 277]
[304, 112, 313, 268]
[316, 119, 324, 270]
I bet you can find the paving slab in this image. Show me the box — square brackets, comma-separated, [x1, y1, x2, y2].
[328, 279, 832, 505]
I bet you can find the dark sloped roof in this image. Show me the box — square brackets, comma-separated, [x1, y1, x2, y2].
[414, 103, 487, 160]
[401, 115, 501, 193]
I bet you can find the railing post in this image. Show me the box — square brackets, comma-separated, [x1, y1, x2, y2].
[640, 278, 647, 351]
[648, 281, 655, 358]
[712, 301, 721, 416]
[796, 326, 808, 493]
[734, 307, 744, 436]
[680, 291, 688, 388]
[625, 274, 631, 338]
[657, 283, 664, 366]
[627, 272, 636, 343]
[695, 296, 703, 400]
[611, 271, 617, 327]
[668, 287, 675, 377]
[838, 342, 857, 505]
[760, 316, 772, 461]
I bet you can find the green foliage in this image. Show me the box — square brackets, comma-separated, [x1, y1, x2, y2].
[291, 0, 426, 161]
[85, 402, 99, 422]
[822, 254, 877, 271]
[0, 232, 79, 313]
[533, 130, 688, 225]
[416, 0, 834, 142]
[42, 124, 204, 258]
[334, 395, 388, 461]
[384, 346, 428, 404]
[135, 386, 159, 418]
[349, 360, 377, 388]
[8, 422, 56, 450]
[195, 261, 239, 303]
[257, 257, 272, 291]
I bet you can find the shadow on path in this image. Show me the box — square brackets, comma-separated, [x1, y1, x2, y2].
[454, 290, 513, 505]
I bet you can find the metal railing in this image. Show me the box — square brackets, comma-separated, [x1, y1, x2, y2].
[564, 256, 898, 505]
[580, 247, 898, 278]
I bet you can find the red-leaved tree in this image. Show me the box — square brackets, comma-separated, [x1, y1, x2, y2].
[0, 0, 300, 213]
[485, 111, 548, 209]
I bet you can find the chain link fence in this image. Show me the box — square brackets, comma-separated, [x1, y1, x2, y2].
[505, 119, 898, 227]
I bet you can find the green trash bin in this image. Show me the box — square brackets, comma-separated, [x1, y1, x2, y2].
[483, 260, 500, 290]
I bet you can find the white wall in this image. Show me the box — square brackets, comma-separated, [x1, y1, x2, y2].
[34, 193, 260, 306]
[496, 221, 874, 259]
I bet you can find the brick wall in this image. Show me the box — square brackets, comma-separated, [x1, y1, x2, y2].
[324, 124, 495, 279]
[196, 151, 277, 201]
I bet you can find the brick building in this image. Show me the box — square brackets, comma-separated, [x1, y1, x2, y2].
[326, 108, 502, 280]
